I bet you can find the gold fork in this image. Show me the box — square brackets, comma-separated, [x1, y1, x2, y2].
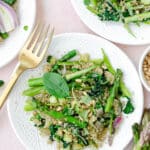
[0, 24, 54, 109]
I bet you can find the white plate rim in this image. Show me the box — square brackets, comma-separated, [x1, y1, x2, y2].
[7, 32, 144, 150]
[71, 0, 150, 45]
[0, 0, 37, 68]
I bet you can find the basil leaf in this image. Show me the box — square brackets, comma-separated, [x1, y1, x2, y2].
[43, 72, 69, 98]
[123, 99, 134, 114]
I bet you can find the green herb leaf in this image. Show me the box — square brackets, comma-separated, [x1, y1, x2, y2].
[123, 99, 134, 114]
[49, 124, 60, 140]
[43, 72, 70, 98]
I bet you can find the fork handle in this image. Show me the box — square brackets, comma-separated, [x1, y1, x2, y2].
[0, 63, 25, 109]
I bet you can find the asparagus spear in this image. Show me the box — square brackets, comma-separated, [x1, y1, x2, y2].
[51, 50, 77, 72]
[23, 86, 45, 96]
[101, 49, 131, 98]
[105, 69, 122, 113]
[28, 78, 43, 87]
[24, 99, 87, 128]
[65, 65, 97, 81]
[124, 12, 150, 24]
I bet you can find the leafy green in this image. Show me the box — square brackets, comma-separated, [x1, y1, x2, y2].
[49, 124, 60, 140]
[43, 72, 70, 98]
[88, 73, 108, 97]
[123, 99, 134, 114]
[73, 128, 89, 146]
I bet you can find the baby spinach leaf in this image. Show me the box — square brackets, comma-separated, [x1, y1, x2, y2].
[123, 99, 134, 114]
[43, 72, 69, 98]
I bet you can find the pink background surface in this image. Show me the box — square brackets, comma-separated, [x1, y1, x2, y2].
[0, 0, 150, 149]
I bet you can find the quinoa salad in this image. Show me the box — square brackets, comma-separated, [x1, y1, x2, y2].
[23, 49, 134, 150]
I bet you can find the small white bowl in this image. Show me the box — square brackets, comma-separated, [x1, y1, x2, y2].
[139, 46, 150, 91]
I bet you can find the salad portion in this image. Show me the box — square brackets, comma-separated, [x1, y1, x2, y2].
[23, 49, 134, 149]
[0, 0, 19, 41]
[84, 0, 150, 36]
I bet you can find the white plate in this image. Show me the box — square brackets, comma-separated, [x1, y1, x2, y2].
[0, 0, 36, 68]
[71, 0, 150, 45]
[7, 33, 143, 150]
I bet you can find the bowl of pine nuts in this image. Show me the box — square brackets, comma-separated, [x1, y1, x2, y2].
[139, 47, 150, 91]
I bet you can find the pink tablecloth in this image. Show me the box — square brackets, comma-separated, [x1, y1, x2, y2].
[0, 0, 150, 150]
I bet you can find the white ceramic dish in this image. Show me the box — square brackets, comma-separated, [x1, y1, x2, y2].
[7, 33, 143, 150]
[71, 0, 150, 45]
[139, 46, 150, 91]
[0, 0, 36, 68]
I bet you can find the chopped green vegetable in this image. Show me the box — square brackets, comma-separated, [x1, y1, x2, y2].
[23, 25, 29, 31]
